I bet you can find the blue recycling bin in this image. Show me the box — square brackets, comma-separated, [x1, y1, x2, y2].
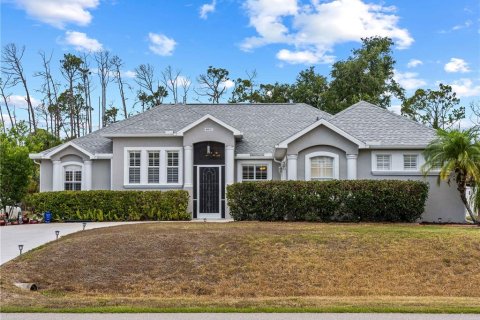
[44, 211, 52, 223]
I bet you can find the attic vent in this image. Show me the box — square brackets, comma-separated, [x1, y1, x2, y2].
[165, 130, 174, 134]
[204, 127, 214, 132]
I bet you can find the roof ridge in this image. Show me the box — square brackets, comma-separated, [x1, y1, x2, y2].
[331, 101, 367, 119]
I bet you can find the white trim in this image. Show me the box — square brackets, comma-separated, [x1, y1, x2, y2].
[276, 119, 366, 149]
[235, 154, 274, 159]
[305, 151, 339, 181]
[101, 133, 176, 138]
[123, 147, 183, 187]
[237, 160, 272, 182]
[61, 161, 84, 190]
[371, 151, 425, 172]
[44, 142, 95, 159]
[346, 154, 358, 180]
[196, 165, 222, 219]
[176, 114, 243, 137]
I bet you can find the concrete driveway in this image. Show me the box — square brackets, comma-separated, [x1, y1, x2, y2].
[0, 222, 146, 264]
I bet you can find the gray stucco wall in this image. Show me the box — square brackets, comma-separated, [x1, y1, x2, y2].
[51, 146, 89, 161]
[111, 137, 183, 190]
[287, 125, 359, 155]
[40, 160, 53, 192]
[183, 118, 235, 147]
[92, 160, 111, 190]
[357, 149, 466, 223]
[297, 145, 348, 180]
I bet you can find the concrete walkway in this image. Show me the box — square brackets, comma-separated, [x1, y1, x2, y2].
[0, 222, 146, 264]
[2, 313, 479, 320]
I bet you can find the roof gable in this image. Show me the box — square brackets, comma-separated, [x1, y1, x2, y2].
[276, 118, 366, 148]
[175, 114, 243, 137]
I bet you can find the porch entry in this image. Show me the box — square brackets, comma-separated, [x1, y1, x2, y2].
[193, 142, 226, 219]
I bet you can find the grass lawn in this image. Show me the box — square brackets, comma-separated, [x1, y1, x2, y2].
[1, 222, 479, 313]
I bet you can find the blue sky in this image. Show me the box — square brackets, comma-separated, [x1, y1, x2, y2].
[1, 0, 479, 129]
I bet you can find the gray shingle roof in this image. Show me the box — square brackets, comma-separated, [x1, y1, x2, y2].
[330, 101, 436, 147]
[38, 101, 436, 157]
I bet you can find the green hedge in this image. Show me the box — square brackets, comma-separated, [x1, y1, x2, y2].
[25, 190, 190, 221]
[227, 180, 429, 222]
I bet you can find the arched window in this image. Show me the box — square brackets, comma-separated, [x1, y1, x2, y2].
[310, 156, 334, 180]
[64, 165, 82, 190]
[305, 151, 339, 181]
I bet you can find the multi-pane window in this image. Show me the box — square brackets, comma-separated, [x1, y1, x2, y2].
[65, 167, 82, 190]
[242, 164, 268, 181]
[310, 156, 334, 180]
[129, 151, 141, 183]
[148, 151, 160, 183]
[376, 154, 391, 171]
[403, 154, 418, 170]
[167, 151, 179, 183]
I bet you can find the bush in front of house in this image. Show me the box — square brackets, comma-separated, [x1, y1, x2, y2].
[227, 180, 429, 222]
[24, 190, 190, 221]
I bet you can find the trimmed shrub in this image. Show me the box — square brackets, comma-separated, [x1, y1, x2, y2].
[24, 190, 190, 221]
[227, 180, 429, 222]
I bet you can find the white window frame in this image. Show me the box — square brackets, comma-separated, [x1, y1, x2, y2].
[166, 150, 180, 184]
[403, 154, 418, 171]
[123, 147, 183, 186]
[236, 160, 272, 182]
[128, 150, 142, 184]
[375, 154, 392, 171]
[147, 151, 160, 184]
[305, 151, 339, 181]
[62, 162, 84, 191]
[371, 151, 426, 173]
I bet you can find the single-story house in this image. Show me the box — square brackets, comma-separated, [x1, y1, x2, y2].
[30, 101, 466, 222]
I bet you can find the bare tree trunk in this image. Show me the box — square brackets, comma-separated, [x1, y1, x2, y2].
[1, 43, 37, 132]
[458, 182, 478, 224]
[0, 103, 5, 133]
[111, 55, 129, 119]
[94, 51, 111, 127]
[0, 76, 15, 129]
[161, 65, 180, 103]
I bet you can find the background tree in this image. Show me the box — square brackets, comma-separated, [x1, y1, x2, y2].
[290, 67, 328, 109]
[0, 124, 34, 216]
[161, 65, 181, 104]
[422, 128, 480, 223]
[80, 54, 93, 134]
[324, 37, 403, 114]
[104, 105, 119, 125]
[111, 55, 129, 119]
[229, 70, 259, 103]
[134, 63, 167, 108]
[402, 84, 464, 130]
[0, 76, 16, 130]
[1, 43, 37, 132]
[196, 66, 230, 103]
[60, 53, 83, 138]
[94, 50, 112, 128]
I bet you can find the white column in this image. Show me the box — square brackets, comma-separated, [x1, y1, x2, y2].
[184, 146, 193, 187]
[83, 160, 92, 190]
[52, 160, 62, 191]
[287, 155, 298, 180]
[225, 146, 235, 185]
[347, 154, 358, 180]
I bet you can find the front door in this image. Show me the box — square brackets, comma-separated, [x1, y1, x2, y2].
[197, 166, 221, 219]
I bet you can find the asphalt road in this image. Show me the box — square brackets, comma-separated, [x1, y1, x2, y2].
[2, 314, 479, 320]
[0, 221, 147, 264]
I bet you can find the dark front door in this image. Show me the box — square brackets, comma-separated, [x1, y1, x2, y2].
[198, 166, 221, 217]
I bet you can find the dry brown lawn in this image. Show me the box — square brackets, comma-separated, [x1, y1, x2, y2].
[1, 222, 479, 312]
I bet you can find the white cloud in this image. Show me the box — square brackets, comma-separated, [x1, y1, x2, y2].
[148, 32, 177, 56]
[452, 20, 472, 31]
[241, 0, 413, 64]
[6, 95, 41, 109]
[176, 75, 191, 87]
[389, 104, 401, 115]
[444, 58, 470, 73]
[449, 78, 480, 98]
[200, 0, 216, 19]
[1, 114, 15, 127]
[393, 70, 427, 90]
[123, 70, 136, 79]
[407, 59, 423, 68]
[13, 0, 99, 28]
[220, 79, 235, 90]
[64, 31, 103, 52]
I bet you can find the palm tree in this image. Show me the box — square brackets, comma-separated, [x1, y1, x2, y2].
[422, 128, 480, 224]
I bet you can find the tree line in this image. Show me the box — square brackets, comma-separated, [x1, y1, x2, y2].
[0, 36, 475, 141]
